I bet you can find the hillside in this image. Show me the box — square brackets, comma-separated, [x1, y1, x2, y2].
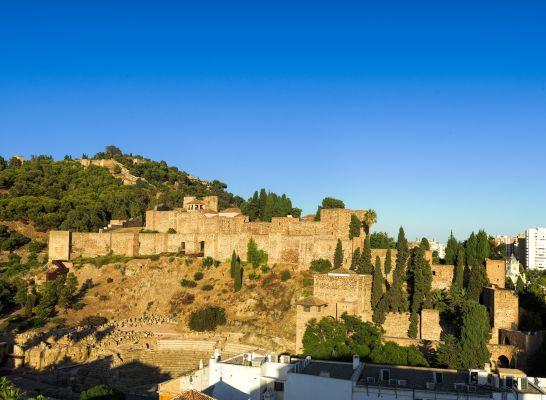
[0, 149, 244, 233]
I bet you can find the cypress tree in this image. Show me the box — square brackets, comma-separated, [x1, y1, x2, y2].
[476, 230, 490, 264]
[408, 312, 419, 339]
[452, 245, 465, 293]
[516, 276, 525, 293]
[333, 239, 343, 269]
[458, 301, 491, 369]
[234, 257, 243, 292]
[407, 247, 432, 328]
[419, 237, 431, 251]
[466, 232, 478, 267]
[349, 215, 361, 240]
[371, 256, 384, 309]
[360, 236, 373, 274]
[350, 248, 361, 272]
[230, 250, 237, 278]
[445, 231, 458, 265]
[466, 265, 489, 302]
[386, 228, 410, 313]
[384, 248, 392, 275]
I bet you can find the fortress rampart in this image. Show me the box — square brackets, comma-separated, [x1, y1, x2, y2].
[48, 201, 367, 269]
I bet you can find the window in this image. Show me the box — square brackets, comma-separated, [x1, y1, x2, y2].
[434, 372, 443, 384]
[303, 306, 311, 312]
[274, 381, 284, 392]
[381, 369, 390, 382]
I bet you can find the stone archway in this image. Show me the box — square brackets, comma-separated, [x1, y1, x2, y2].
[497, 355, 510, 368]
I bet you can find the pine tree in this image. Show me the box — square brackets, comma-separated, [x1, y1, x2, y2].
[466, 265, 489, 302]
[445, 231, 458, 265]
[458, 301, 491, 369]
[360, 236, 373, 274]
[350, 248, 361, 272]
[371, 256, 384, 309]
[384, 248, 392, 275]
[349, 215, 361, 240]
[333, 239, 343, 269]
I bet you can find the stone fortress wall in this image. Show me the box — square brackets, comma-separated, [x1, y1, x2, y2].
[49, 196, 367, 270]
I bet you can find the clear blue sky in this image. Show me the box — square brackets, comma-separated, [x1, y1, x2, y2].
[1, 1, 545, 241]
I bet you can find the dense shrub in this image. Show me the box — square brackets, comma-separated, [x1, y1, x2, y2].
[80, 384, 125, 400]
[188, 306, 226, 332]
[248, 271, 260, 281]
[280, 270, 291, 281]
[180, 278, 197, 288]
[167, 228, 177, 234]
[310, 259, 332, 273]
[0, 225, 30, 252]
[202, 257, 214, 268]
[193, 271, 204, 281]
[201, 284, 214, 291]
[28, 240, 47, 253]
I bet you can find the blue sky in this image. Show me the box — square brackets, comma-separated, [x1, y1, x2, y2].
[1, 1, 545, 241]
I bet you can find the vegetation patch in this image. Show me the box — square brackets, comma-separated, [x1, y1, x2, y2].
[188, 306, 226, 332]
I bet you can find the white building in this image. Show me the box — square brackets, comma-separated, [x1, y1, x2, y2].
[506, 254, 522, 283]
[158, 352, 546, 400]
[526, 228, 546, 270]
[428, 239, 446, 259]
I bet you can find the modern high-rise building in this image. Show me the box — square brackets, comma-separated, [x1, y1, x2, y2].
[525, 227, 546, 270]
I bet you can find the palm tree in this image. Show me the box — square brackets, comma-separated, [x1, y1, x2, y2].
[363, 209, 377, 235]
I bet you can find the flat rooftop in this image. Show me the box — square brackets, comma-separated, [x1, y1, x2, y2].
[298, 360, 355, 381]
[358, 364, 494, 395]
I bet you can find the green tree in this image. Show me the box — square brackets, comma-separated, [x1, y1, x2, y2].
[435, 334, 460, 368]
[359, 236, 373, 274]
[247, 238, 268, 267]
[230, 250, 238, 278]
[384, 249, 392, 275]
[310, 259, 332, 273]
[406, 247, 432, 338]
[451, 245, 466, 300]
[419, 237, 431, 251]
[314, 197, 345, 221]
[350, 248, 361, 273]
[516, 275, 525, 293]
[385, 227, 409, 312]
[234, 258, 243, 292]
[466, 265, 489, 302]
[349, 215, 361, 239]
[371, 256, 384, 310]
[466, 232, 479, 267]
[58, 273, 78, 309]
[444, 231, 458, 265]
[458, 301, 491, 369]
[369, 232, 395, 249]
[0, 377, 26, 400]
[333, 239, 343, 269]
[476, 230, 490, 263]
[80, 384, 124, 400]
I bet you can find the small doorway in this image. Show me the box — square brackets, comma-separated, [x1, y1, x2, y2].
[179, 242, 186, 255]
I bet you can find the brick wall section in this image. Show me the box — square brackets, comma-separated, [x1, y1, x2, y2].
[431, 264, 455, 290]
[486, 259, 505, 288]
[420, 309, 441, 341]
[314, 273, 372, 318]
[382, 312, 413, 338]
[484, 287, 519, 344]
[48, 231, 70, 260]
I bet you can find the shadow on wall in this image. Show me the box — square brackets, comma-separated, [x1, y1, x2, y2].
[4, 354, 171, 399]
